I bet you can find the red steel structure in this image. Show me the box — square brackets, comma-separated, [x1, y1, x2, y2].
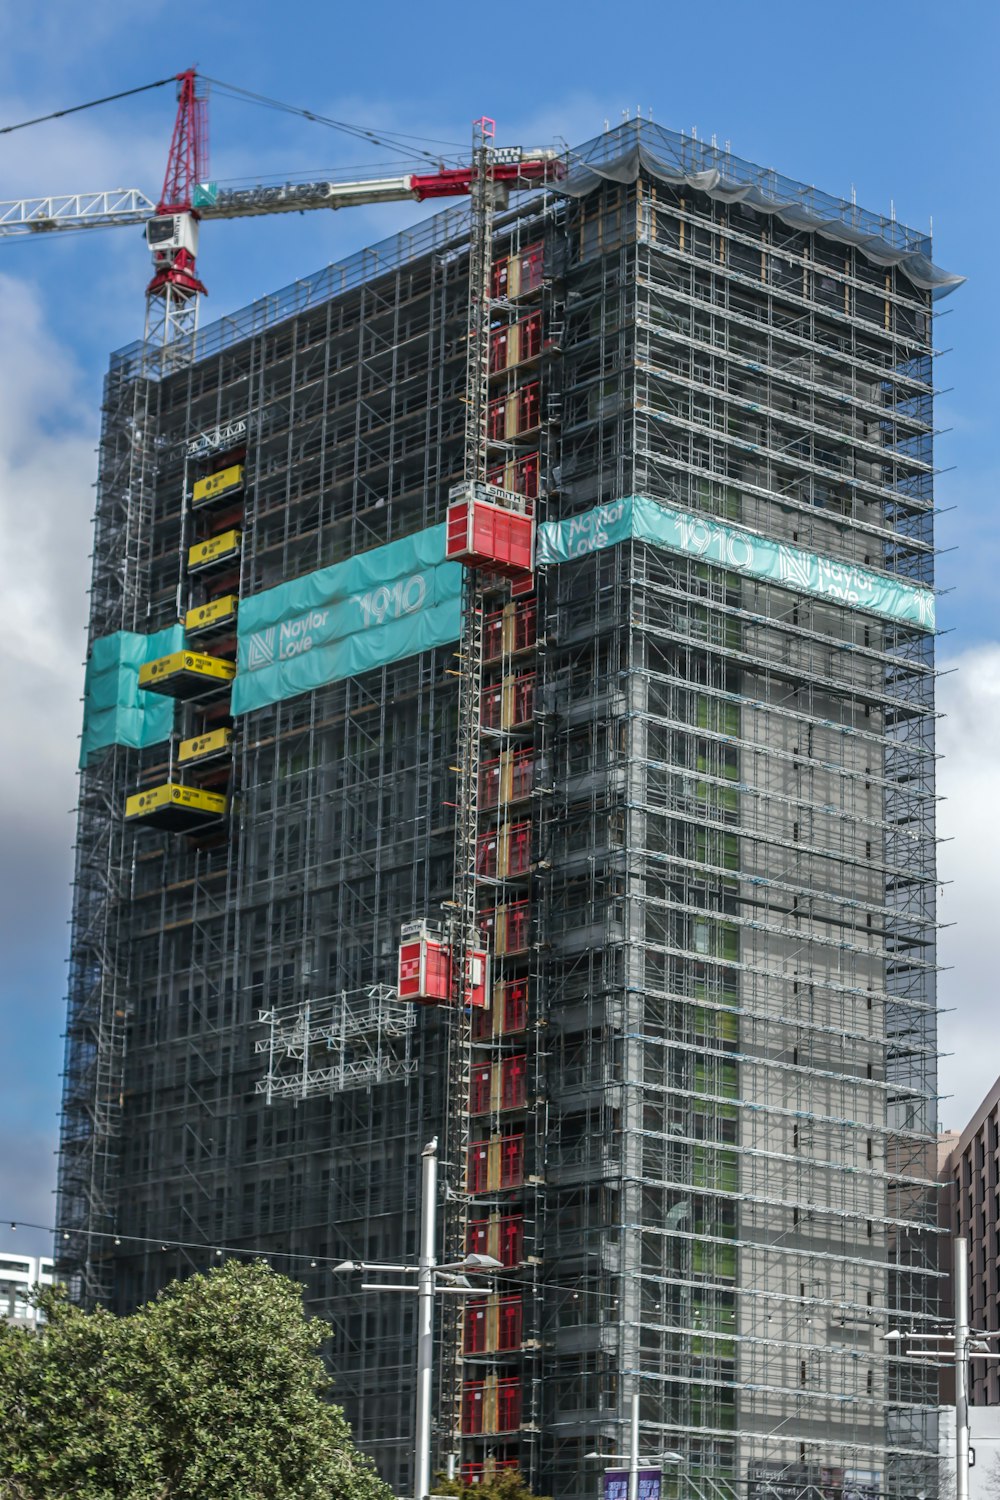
[145, 70, 209, 337]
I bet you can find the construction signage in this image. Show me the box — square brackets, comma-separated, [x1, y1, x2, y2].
[536, 495, 936, 631]
[230, 523, 463, 715]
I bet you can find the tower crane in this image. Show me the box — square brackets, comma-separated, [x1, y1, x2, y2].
[0, 69, 560, 348]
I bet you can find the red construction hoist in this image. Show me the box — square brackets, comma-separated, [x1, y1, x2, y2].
[393, 119, 542, 1470]
[439, 120, 541, 1475]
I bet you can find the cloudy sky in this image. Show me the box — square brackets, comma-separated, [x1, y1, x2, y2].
[0, 1, 996, 1258]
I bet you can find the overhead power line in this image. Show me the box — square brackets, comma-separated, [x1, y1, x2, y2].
[0, 76, 176, 137]
[9, 1218, 328, 1269]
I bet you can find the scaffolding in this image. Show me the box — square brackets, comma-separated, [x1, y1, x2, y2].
[56, 355, 160, 1305]
[256, 986, 417, 1100]
[57, 118, 949, 1500]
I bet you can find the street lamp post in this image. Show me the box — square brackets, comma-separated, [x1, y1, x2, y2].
[956, 1237, 970, 1500]
[415, 1138, 436, 1500]
[334, 1137, 502, 1500]
[586, 1391, 684, 1500]
[629, 1392, 640, 1500]
[884, 1237, 1000, 1500]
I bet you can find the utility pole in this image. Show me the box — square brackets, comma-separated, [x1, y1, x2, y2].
[414, 1138, 438, 1500]
[884, 1237, 1000, 1500]
[585, 1390, 682, 1498]
[628, 1391, 640, 1500]
[955, 1236, 970, 1500]
[334, 1137, 501, 1500]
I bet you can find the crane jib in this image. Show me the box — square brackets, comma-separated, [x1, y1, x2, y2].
[192, 155, 562, 217]
[0, 155, 563, 239]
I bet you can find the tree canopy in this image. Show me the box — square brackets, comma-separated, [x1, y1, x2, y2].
[0, 1259, 394, 1500]
[434, 1468, 549, 1500]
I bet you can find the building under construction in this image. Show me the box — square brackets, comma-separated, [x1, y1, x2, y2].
[57, 118, 957, 1500]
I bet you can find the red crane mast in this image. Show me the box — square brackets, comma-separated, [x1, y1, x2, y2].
[145, 70, 209, 346]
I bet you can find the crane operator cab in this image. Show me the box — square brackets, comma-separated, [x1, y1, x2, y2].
[146, 212, 199, 272]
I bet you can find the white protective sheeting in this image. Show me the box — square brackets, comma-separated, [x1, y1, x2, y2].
[560, 120, 963, 298]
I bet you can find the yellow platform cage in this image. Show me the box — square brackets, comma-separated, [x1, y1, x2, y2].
[138, 650, 236, 701]
[124, 783, 227, 832]
[191, 464, 244, 509]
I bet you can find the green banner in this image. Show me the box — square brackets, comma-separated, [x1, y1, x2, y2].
[79, 500, 933, 755]
[536, 495, 935, 631]
[232, 524, 463, 716]
[79, 624, 184, 768]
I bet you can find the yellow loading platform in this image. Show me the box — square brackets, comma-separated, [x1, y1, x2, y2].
[192, 464, 244, 509]
[185, 594, 238, 636]
[138, 650, 236, 701]
[178, 727, 233, 766]
[125, 783, 227, 832]
[188, 529, 242, 573]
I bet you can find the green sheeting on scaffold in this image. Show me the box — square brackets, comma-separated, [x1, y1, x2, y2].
[231, 524, 463, 716]
[79, 624, 185, 768]
[86, 496, 932, 744]
[535, 495, 936, 631]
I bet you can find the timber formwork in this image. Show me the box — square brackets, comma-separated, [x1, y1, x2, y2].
[58, 119, 945, 1500]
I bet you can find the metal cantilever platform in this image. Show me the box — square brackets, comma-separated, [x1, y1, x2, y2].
[124, 782, 227, 831]
[138, 649, 235, 699]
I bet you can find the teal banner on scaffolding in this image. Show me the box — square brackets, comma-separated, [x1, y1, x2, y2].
[221, 495, 934, 718]
[232, 524, 463, 716]
[536, 495, 935, 631]
[79, 624, 185, 768]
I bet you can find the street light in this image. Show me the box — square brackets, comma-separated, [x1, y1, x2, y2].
[334, 1137, 502, 1500]
[883, 1237, 1000, 1500]
[585, 1392, 684, 1500]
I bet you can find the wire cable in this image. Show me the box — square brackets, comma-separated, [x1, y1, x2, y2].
[2, 1216, 619, 1304]
[8, 1218, 340, 1270]
[201, 76, 466, 166]
[0, 77, 176, 137]
[16, 1214, 919, 1325]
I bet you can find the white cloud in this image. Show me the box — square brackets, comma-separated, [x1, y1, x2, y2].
[0, 269, 96, 1234]
[936, 644, 1000, 1128]
[0, 271, 93, 1064]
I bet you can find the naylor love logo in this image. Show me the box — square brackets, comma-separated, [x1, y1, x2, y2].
[247, 627, 276, 669]
[245, 610, 333, 670]
[777, 545, 813, 589]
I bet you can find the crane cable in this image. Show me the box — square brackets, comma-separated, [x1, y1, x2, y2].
[0, 76, 176, 137]
[201, 75, 467, 166]
[0, 72, 466, 171]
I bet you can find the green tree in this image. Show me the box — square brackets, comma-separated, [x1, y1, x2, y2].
[433, 1469, 550, 1500]
[0, 1259, 393, 1500]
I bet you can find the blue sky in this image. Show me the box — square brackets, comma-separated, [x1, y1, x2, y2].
[0, 0, 996, 1257]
